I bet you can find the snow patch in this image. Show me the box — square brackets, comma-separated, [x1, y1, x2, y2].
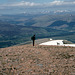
[39, 40, 75, 47]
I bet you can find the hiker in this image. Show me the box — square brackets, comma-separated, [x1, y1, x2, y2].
[31, 35, 35, 46]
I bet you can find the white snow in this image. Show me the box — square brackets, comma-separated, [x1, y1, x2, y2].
[39, 40, 75, 47]
[40, 40, 63, 45]
[62, 44, 75, 47]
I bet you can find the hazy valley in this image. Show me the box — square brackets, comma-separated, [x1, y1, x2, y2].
[0, 12, 75, 48]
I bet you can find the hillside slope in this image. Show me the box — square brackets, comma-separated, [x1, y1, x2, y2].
[0, 45, 75, 75]
[0, 14, 75, 48]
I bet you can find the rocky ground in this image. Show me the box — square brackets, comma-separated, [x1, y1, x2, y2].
[0, 45, 75, 75]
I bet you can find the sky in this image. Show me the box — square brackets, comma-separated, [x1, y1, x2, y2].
[0, 0, 75, 14]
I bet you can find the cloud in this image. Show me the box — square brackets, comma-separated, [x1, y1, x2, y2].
[0, 1, 40, 7]
[10, 1, 40, 7]
[0, 1, 75, 13]
[50, 1, 64, 5]
[1, 1, 75, 7]
[46, 1, 75, 6]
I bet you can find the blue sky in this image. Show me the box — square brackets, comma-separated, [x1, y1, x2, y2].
[0, 0, 75, 14]
[0, 0, 74, 3]
[0, 0, 54, 3]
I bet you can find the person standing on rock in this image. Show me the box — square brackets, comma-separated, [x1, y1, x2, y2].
[31, 35, 35, 46]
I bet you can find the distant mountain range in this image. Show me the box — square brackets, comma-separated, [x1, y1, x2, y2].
[0, 12, 75, 48]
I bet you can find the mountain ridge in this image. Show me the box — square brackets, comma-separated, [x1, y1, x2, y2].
[0, 44, 75, 74]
